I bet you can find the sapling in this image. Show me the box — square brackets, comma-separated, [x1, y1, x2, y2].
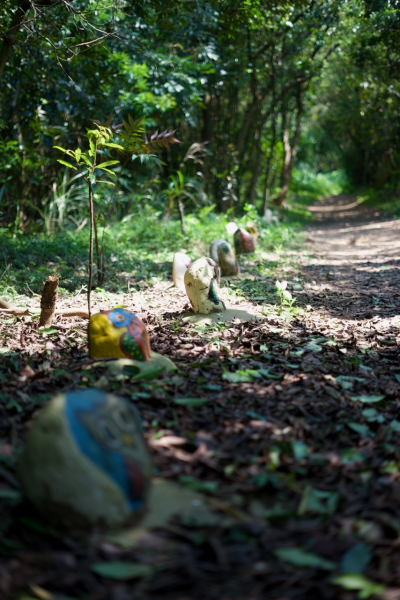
[54, 124, 122, 317]
[54, 117, 179, 316]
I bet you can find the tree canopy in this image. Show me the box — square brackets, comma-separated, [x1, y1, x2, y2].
[0, 0, 399, 232]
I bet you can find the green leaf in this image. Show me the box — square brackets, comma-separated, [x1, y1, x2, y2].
[179, 476, 218, 494]
[341, 449, 366, 465]
[104, 143, 124, 150]
[131, 366, 164, 381]
[38, 327, 59, 336]
[97, 180, 115, 186]
[97, 168, 116, 175]
[274, 548, 336, 570]
[57, 159, 77, 170]
[340, 543, 372, 574]
[347, 423, 371, 437]
[80, 154, 92, 166]
[173, 397, 209, 408]
[98, 160, 120, 168]
[305, 341, 322, 353]
[291, 441, 309, 461]
[222, 369, 260, 383]
[123, 119, 132, 133]
[52, 145, 67, 153]
[389, 419, 400, 432]
[75, 148, 81, 162]
[90, 562, 154, 580]
[331, 574, 384, 599]
[350, 395, 385, 403]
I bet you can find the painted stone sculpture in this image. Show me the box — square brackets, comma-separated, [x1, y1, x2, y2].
[184, 257, 226, 314]
[209, 239, 239, 276]
[18, 389, 152, 531]
[234, 228, 256, 255]
[89, 308, 151, 361]
[226, 221, 238, 236]
[209, 239, 226, 264]
[172, 252, 192, 291]
[246, 221, 259, 240]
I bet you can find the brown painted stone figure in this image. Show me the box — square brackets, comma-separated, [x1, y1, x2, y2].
[234, 228, 256, 254]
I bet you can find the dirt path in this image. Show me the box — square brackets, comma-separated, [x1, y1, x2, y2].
[308, 193, 400, 262]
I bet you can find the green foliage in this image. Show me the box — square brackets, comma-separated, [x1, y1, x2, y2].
[0, 205, 301, 298]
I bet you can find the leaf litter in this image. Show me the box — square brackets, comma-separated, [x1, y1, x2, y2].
[2, 205, 400, 598]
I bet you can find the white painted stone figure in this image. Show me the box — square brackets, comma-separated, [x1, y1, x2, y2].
[184, 257, 226, 314]
[172, 252, 192, 290]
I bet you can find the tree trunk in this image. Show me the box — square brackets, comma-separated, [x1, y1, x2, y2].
[273, 89, 304, 206]
[247, 129, 263, 205]
[236, 99, 260, 158]
[263, 108, 277, 214]
[0, 0, 30, 80]
[94, 218, 105, 287]
[178, 198, 186, 235]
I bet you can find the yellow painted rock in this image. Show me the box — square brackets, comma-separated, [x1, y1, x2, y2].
[89, 308, 150, 361]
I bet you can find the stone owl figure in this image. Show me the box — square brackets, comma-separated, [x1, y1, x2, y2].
[89, 308, 151, 361]
[234, 228, 256, 255]
[184, 257, 225, 314]
[209, 239, 239, 276]
[18, 389, 152, 531]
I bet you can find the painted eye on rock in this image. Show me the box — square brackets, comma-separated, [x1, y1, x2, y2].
[112, 406, 137, 432]
[97, 418, 121, 448]
[114, 313, 126, 322]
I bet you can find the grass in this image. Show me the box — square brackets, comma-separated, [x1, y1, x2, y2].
[286, 167, 349, 222]
[0, 205, 304, 300]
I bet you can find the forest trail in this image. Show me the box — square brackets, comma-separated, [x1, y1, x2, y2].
[307, 193, 400, 262]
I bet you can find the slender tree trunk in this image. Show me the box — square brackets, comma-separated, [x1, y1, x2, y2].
[236, 99, 260, 158]
[274, 89, 304, 206]
[202, 92, 213, 192]
[88, 180, 94, 318]
[178, 198, 186, 235]
[93, 217, 104, 287]
[263, 108, 277, 213]
[247, 129, 263, 205]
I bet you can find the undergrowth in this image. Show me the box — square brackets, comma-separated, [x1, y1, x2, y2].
[0, 206, 303, 299]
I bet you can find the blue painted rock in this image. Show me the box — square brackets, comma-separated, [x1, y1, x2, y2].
[89, 308, 151, 361]
[234, 228, 256, 255]
[209, 239, 240, 276]
[184, 257, 225, 314]
[18, 389, 152, 531]
[172, 252, 192, 290]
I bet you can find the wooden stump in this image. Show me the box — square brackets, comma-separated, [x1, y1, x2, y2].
[39, 276, 59, 327]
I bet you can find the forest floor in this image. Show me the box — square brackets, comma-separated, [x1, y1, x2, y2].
[2, 194, 400, 600]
